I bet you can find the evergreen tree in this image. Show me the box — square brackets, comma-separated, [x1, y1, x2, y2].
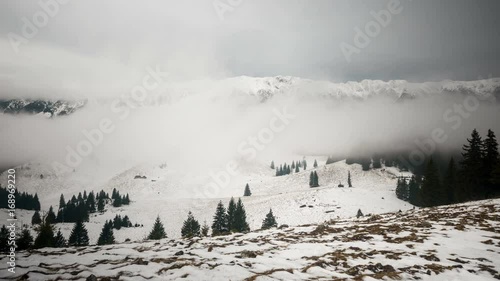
[309, 172, 314, 187]
[211, 201, 228, 236]
[243, 184, 252, 197]
[97, 197, 105, 212]
[123, 194, 130, 205]
[295, 165, 299, 173]
[297, 160, 302, 168]
[201, 221, 210, 237]
[420, 158, 444, 207]
[233, 199, 250, 232]
[395, 178, 409, 201]
[59, 194, 66, 209]
[261, 209, 277, 229]
[112, 188, 118, 200]
[16, 228, 33, 251]
[181, 211, 201, 238]
[86, 192, 96, 213]
[113, 215, 122, 230]
[227, 198, 236, 231]
[460, 129, 484, 199]
[68, 220, 89, 246]
[34, 221, 55, 249]
[113, 195, 122, 207]
[77, 192, 83, 202]
[303, 159, 307, 170]
[348, 171, 352, 187]
[313, 171, 319, 187]
[270, 161, 275, 169]
[313, 159, 318, 168]
[97, 221, 115, 245]
[483, 129, 499, 195]
[148, 216, 167, 240]
[0, 225, 8, 252]
[291, 161, 295, 170]
[444, 158, 458, 204]
[54, 229, 66, 247]
[32, 211, 42, 225]
[356, 209, 364, 218]
[83, 190, 87, 201]
[46, 206, 56, 224]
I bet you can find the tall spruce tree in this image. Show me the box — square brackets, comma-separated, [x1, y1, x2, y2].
[270, 161, 275, 169]
[313, 159, 318, 168]
[460, 129, 484, 199]
[54, 229, 67, 247]
[261, 209, 278, 229]
[243, 184, 252, 197]
[181, 211, 201, 238]
[295, 165, 299, 173]
[313, 171, 319, 187]
[46, 206, 56, 224]
[16, 228, 34, 251]
[227, 197, 236, 232]
[201, 221, 210, 237]
[68, 220, 89, 246]
[148, 216, 167, 240]
[32, 211, 42, 225]
[396, 178, 409, 201]
[483, 129, 499, 196]
[233, 199, 250, 232]
[97, 221, 115, 245]
[291, 161, 295, 170]
[59, 194, 66, 209]
[303, 159, 307, 170]
[348, 171, 352, 187]
[212, 201, 228, 236]
[97, 197, 105, 212]
[420, 158, 444, 207]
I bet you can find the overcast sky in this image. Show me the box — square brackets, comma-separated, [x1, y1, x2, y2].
[0, 0, 499, 99]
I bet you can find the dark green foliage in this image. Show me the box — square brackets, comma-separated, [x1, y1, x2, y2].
[372, 155, 382, 169]
[243, 184, 252, 197]
[303, 159, 307, 170]
[483, 129, 499, 195]
[97, 221, 115, 245]
[68, 220, 89, 246]
[211, 201, 228, 236]
[59, 194, 66, 209]
[0, 188, 41, 210]
[348, 171, 352, 187]
[32, 211, 42, 225]
[420, 158, 444, 207]
[233, 199, 250, 233]
[261, 209, 277, 230]
[356, 209, 364, 218]
[291, 161, 295, 170]
[86, 192, 96, 213]
[34, 221, 55, 249]
[408, 176, 421, 206]
[201, 221, 210, 237]
[395, 178, 409, 201]
[54, 229, 66, 247]
[97, 197, 105, 212]
[16, 228, 33, 251]
[226, 198, 236, 232]
[460, 129, 484, 199]
[313, 159, 318, 168]
[148, 216, 167, 240]
[181, 211, 201, 238]
[270, 161, 275, 169]
[309, 171, 319, 187]
[46, 206, 56, 224]
[444, 158, 458, 204]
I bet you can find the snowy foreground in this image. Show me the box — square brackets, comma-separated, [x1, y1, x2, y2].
[1, 199, 499, 281]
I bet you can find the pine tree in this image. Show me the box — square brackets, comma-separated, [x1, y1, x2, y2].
[181, 211, 201, 238]
[54, 229, 66, 247]
[303, 159, 307, 170]
[348, 171, 352, 187]
[261, 209, 277, 229]
[270, 161, 275, 169]
[148, 216, 167, 240]
[68, 220, 89, 246]
[233, 199, 250, 232]
[275, 168, 279, 177]
[33, 193, 41, 211]
[16, 228, 33, 251]
[0, 226, 8, 252]
[483, 129, 499, 196]
[34, 221, 55, 249]
[313, 171, 319, 187]
[86, 192, 96, 213]
[420, 158, 444, 207]
[212, 201, 228, 236]
[83, 190, 87, 201]
[444, 158, 458, 204]
[97, 197, 105, 212]
[46, 206, 56, 224]
[227, 197, 236, 232]
[32, 211, 42, 225]
[113, 215, 122, 230]
[396, 178, 409, 201]
[313, 159, 318, 168]
[112, 188, 117, 200]
[97, 221, 115, 245]
[201, 221, 210, 237]
[460, 129, 484, 199]
[309, 172, 314, 187]
[243, 184, 252, 197]
[295, 165, 299, 173]
[356, 209, 364, 218]
[291, 161, 295, 170]
[59, 194, 66, 209]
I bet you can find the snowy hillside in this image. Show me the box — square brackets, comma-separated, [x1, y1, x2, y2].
[1, 199, 498, 280]
[0, 99, 86, 117]
[0, 159, 412, 242]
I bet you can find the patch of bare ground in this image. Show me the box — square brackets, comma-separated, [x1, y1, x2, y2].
[243, 268, 294, 281]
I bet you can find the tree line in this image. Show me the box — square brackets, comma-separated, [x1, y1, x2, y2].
[0, 187, 40, 210]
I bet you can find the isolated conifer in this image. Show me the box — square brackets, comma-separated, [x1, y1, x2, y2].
[68, 220, 89, 246]
[244, 184, 252, 197]
[201, 221, 210, 237]
[148, 216, 167, 240]
[261, 209, 278, 229]
[303, 159, 307, 170]
[309, 172, 314, 187]
[313, 171, 319, 187]
[460, 129, 484, 199]
[97, 221, 115, 245]
[270, 161, 275, 169]
[113, 215, 122, 230]
[46, 206, 56, 224]
[233, 199, 250, 232]
[313, 159, 318, 168]
[16, 228, 33, 251]
[34, 221, 55, 249]
[356, 209, 364, 218]
[32, 210, 42, 225]
[54, 229, 66, 247]
[212, 201, 228, 236]
[348, 171, 352, 187]
[181, 211, 201, 238]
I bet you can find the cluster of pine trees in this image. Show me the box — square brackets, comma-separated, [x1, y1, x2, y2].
[273, 159, 308, 176]
[0, 187, 40, 210]
[309, 171, 319, 187]
[111, 188, 131, 207]
[211, 198, 250, 236]
[396, 129, 500, 207]
[111, 214, 138, 229]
